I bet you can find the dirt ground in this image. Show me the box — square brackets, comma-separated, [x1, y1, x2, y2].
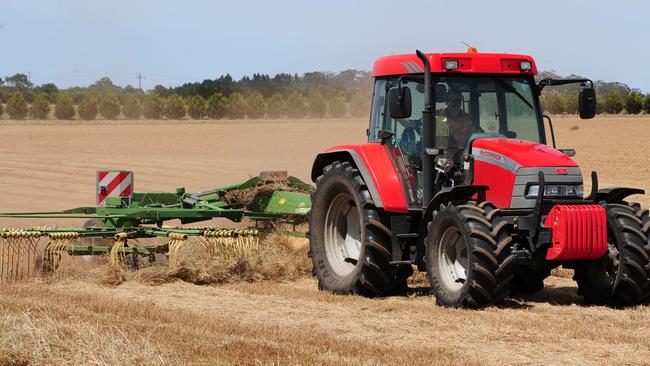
[1, 116, 650, 365]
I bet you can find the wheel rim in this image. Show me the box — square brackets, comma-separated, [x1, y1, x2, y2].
[324, 192, 361, 277]
[438, 226, 469, 292]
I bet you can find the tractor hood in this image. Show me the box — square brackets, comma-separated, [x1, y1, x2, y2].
[471, 138, 578, 168]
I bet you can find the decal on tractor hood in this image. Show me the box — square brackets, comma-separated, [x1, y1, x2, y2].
[472, 147, 521, 174]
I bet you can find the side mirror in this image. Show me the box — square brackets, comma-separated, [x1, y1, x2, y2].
[579, 88, 596, 119]
[388, 86, 411, 119]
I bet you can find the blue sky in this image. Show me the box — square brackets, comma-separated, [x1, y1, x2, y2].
[2, 0, 648, 91]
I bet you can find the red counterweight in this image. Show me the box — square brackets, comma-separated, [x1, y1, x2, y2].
[544, 205, 608, 260]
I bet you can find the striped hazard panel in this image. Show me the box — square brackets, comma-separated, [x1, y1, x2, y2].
[97, 171, 133, 205]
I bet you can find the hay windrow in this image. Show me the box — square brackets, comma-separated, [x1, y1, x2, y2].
[96, 232, 311, 287]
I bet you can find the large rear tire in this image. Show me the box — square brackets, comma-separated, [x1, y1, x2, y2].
[573, 202, 650, 306]
[425, 201, 513, 308]
[309, 161, 411, 297]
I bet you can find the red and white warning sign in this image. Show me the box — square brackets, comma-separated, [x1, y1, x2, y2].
[96, 170, 134, 205]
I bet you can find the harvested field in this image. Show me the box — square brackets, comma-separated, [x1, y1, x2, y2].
[1, 115, 650, 365]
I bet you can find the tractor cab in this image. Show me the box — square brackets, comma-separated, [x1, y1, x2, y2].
[368, 49, 596, 207]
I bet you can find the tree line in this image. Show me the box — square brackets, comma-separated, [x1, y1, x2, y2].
[0, 71, 372, 120]
[0, 70, 647, 120]
[537, 70, 650, 115]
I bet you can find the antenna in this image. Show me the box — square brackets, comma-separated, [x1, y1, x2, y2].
[461, 41, 478, 53]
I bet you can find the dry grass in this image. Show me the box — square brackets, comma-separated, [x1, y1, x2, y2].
[131, 232, 311, 286]
[1, 116, 650, 365]
[1, 276, 650, 365]
[0, 305, 167, 365]
[223, 176, 313, 208]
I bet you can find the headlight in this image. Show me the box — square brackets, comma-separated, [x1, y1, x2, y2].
[526, 184, 583, 198]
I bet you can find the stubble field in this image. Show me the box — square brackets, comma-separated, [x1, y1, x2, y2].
[0, 115, 649, 365]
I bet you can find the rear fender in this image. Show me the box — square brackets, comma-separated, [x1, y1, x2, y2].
[414, 185, 488, 270]
[311, 144, 408, 213]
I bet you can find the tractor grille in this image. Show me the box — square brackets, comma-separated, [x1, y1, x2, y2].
[510, 167, 583, 209]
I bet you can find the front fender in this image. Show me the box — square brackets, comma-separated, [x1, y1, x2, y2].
[594, 187, 645, 203]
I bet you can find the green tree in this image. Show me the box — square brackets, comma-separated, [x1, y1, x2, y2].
[99, 93, 121, 119]
[187, 95, 206, 119]
[4, 73, 33, 90]
[226, 92, 246, 119]
[246, 92, 266, 119]
[266, 93, 286, 119]
[30, 93, 50, 119]
[348, 92, 371, 118]
[78, 94, 99, 120]
[163, 94, 186, 119]
[624, 91, 644, 114]
[540, 92, 566, 114]
[6, 91, 29, 119]
[564, 92, 579, 114]
[286, 92, 308, 118]
[307, 92, 327, 118]
[328, 94, 347, 118]
[54, 94, 76, 120]
[143, 94, 163, 119]
[206, 92, 227, 119]
[644, 94, 650, 114]
[122, 95, 142, 119]
[603, 90, 624, 114]
[0, 102, 3, 117]
[34, 83, 59, 103]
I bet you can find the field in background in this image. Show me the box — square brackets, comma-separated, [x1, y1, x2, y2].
[1, 115, 650, 365]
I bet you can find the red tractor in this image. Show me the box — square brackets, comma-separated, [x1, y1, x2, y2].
[308, 49, 650, 308]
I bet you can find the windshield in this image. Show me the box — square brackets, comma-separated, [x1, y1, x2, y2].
[379, 75, 542, 157]
[433, 75, 541, 147]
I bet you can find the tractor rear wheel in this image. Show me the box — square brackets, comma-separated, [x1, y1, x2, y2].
[425, 201, 513, 308]
[309, 161, 411, 297]
[573, 202, 650, 306]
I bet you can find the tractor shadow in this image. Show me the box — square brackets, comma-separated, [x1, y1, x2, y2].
[501, 285, 584, 308]
[405, 283, 586, 309]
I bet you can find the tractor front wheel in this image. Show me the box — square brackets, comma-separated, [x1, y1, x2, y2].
[425, 201, 513, 308]
[573, 202, 650, 306]
[309, 161, 410, 297]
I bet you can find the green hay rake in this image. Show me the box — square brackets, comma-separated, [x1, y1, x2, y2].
[0, 171, 312, 281]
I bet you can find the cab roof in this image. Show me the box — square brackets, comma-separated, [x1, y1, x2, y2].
[372, 50, 537, 77]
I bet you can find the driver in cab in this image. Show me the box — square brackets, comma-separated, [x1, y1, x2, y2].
[437, 90, 480, 148]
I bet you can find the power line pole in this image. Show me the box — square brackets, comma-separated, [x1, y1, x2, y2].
[136, 73, 145, 90]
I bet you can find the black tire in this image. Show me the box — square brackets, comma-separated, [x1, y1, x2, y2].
[510, 266, 551, 295]
[628, 202, 650, 302]
[309, 161, 411, 297]
[424, 201, 513, 308]
[573, 202, 650, 306]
